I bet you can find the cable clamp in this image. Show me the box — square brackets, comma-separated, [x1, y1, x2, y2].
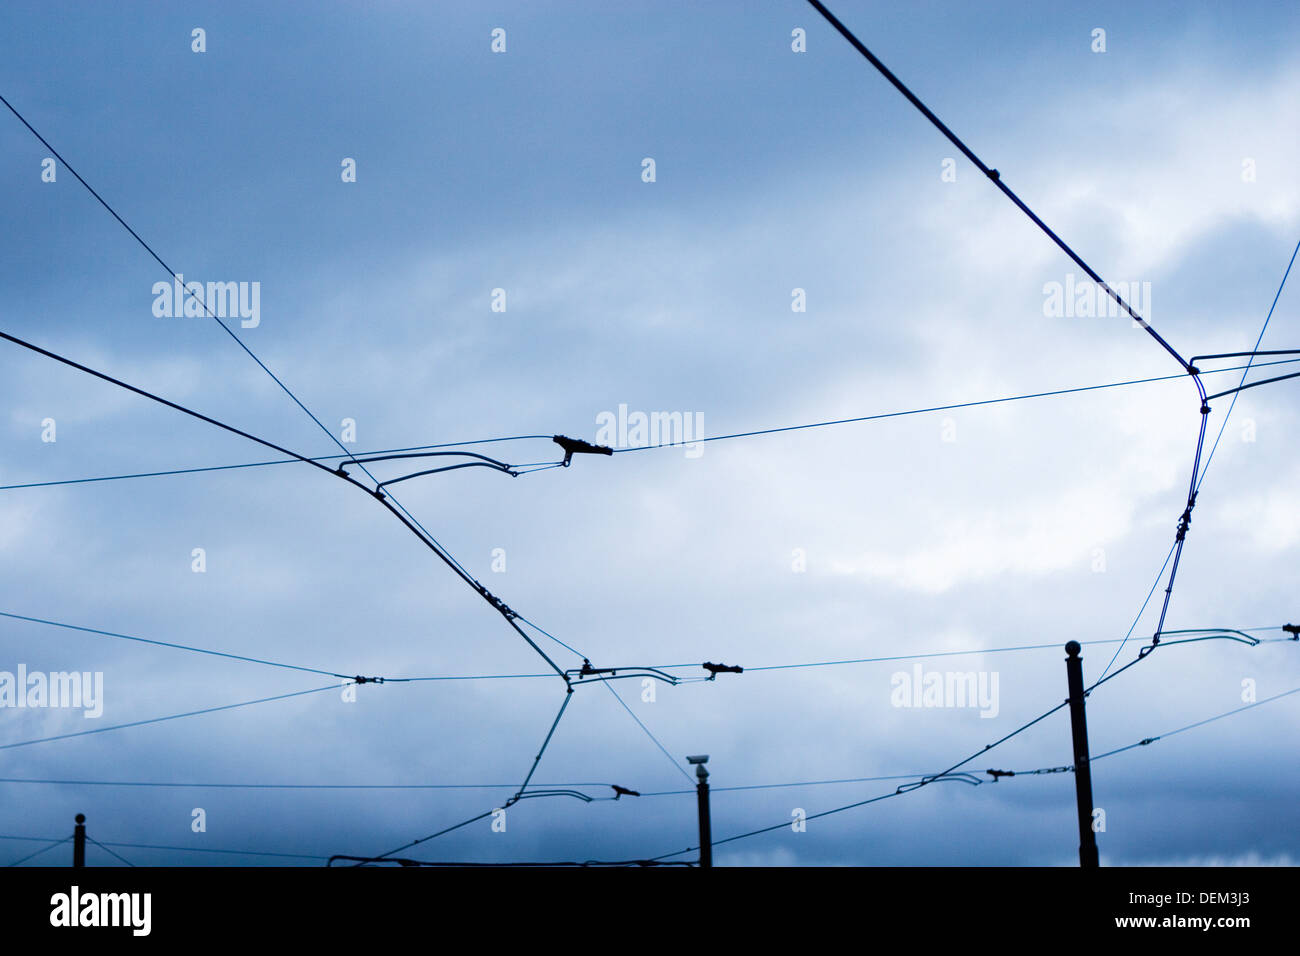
[702, 661, 744, 680]
[552, 435, 614, 467]
[1175, 493, 1197, 541]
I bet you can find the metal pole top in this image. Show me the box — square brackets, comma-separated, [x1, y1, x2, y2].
[1065, 640, 1082, 657]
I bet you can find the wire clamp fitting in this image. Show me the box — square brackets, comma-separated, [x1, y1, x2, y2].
[702, 661, 744, 680]
[552, 435, 614, 467]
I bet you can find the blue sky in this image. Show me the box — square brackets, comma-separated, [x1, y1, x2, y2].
[2, 0, 1299, 866]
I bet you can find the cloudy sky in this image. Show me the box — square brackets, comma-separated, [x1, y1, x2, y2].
[1, 0, 1298, 867]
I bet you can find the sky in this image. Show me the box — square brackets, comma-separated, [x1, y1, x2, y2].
[1, 0, 1299, 867]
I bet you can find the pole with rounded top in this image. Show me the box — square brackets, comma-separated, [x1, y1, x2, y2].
[687, 755, 711, 868]
[73, 813, 86, 868]
[1065, 642, 1100, 867]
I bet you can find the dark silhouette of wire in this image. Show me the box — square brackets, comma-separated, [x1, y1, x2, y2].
[802, 0, 1271, 711]
[1, 604, 585, 683]
[0, 330, 338, 476]
[0, 434, 562, 493]
[358, 809, 498, 865]
[1098, 241, 1300, 681]
[341, 777, 638, 866]
[609, 361, 1299, 454]
[0, 90, 585, 692]
[514, 691, 574, 797]
[359, 689, 581, 865]
[0, 777, 620, 791]
[5, 835, 70, 867]
[0, 833, 326, 862]
[0, 329, 570, 680]
[328, 855, 693, 867]
[648, 699, 1068, 862]
[733, 638, 1132, 672]
[648, 629, 1264, 860]
[1, 458, 315, 492]
[637, 772, 982, 797]
[6, 39, 1288, 869]
[1096, 686, 1300, 762]
[999, 684, 1300, 775]
[9, 634, 1291, 799]
[514, 615, 588, 660]
[0, 773, 957, 795]
[655, 773, 986, 861]
[643, 625, 1283, 675]
[4, 359, 1293, 492]
[1098, 543, 1177, 682]
[600, 682, 695, 784]
[15, 603, 1281, 691]
[0, 684, 340, 751]
[0, 609, 355, 680]
[1195, 239, 1300, 492]
[0, 95, 584, 684]
[0, 92, 378, 484]
[395, 673, 555, 681]
[804, 0, 1189, 370]
[1204, 369, 1300, 401]
[86, 835, 136, 867]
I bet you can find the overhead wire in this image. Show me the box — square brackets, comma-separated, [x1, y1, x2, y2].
[0, 684, 341, 752]
[86, 835, 136, 867]
[0, 92, 587, 684]
[0, 833, 327, 862]
[5, 357, 1297, 494]
[5, 835, 70, 867]
[646, 627, 1273, 860]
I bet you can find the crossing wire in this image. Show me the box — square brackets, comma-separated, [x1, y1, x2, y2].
[799, 1, 1298, 707]
[86, 835, 137, 867]
[0, 684, 341, 752]
[5, 835, 71, 867]
[2, 357, 1290, 492]
[1098, 240, 1300, 681]
[0, 833, 327, 862]
[646, 630, 1261, 860]
[0, 91, 579, 683]
[0, 436, 555, 492]
[610, 358, 1300, 454]
[5, 12, 1295, 865]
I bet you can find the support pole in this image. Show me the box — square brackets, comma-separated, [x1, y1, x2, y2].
[73, 813, 86, 868]
[1065, 642, 1099, 867]
[688, 755, 711, 868]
